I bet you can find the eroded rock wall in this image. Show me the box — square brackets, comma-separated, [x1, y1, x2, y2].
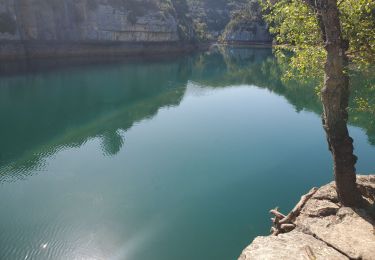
[222, 21, 272, 43]
[0, 0, 181, 42]
[187, 0, 271, 43]
[0, 0, 272, 58]
[221, 0, 272, 44]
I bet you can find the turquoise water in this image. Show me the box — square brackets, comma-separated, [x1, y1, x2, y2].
[0, 47, 374, 260]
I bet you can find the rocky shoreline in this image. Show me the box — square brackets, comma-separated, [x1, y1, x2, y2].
[239, 175, 375, 260]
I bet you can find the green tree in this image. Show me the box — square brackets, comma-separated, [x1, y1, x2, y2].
[307, 0, 363, 206]
[261, 0, 375, 206]
[261, 0, 375, 68]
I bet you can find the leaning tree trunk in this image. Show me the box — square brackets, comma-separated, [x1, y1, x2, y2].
[309, 0, 363, 206]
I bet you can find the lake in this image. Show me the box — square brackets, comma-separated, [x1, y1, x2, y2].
[0, 47, 374, 260]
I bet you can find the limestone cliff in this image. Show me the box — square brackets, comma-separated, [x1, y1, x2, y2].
[187, 0, 271, 43]
[0, 0, 185, 42]
[221, 0, 272, 43]
[0, 0, 197, 58]
[0, 0, 271, 58]
[221, 20, 272, 44]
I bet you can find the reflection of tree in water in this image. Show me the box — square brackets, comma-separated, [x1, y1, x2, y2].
[0, 47, 374, 182]
[196, 46, 375, 146]
[101, 130, 125, 156]
[0, 57, 189, 181]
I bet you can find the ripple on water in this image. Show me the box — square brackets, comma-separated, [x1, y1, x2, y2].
[0, 216, 111, 260]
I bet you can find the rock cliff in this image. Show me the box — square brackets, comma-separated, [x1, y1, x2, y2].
[187, 0, 271, 43]
[0, 0, 182, 42]
[0, 0, 271, 58]
[221, 0, 272, 44]
[0, 0, 197, 58]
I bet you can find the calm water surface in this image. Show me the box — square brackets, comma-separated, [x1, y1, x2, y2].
[0, 47, 374, 260]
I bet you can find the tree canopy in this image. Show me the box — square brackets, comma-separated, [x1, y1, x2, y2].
[261, 0, 375, 114]
[261, 0, 375, 72]
[261, 0, 375, 206]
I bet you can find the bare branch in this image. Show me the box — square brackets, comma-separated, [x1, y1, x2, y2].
[279, 187, 318, 224]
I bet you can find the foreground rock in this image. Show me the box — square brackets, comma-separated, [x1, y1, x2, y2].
[239, 175, 375, 260]
[239, 230, 348, 260]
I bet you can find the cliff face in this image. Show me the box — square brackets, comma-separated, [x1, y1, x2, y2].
[187, 0, 231, 40]
[0, 0, 271, 58]
[0, 0, 183, 42]
[221, 0, 272, 43]
[222, 21, 272, 43]
[187, 0, 271, 43]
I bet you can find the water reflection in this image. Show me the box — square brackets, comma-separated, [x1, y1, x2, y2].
[0, 46, 374, 182]
[0, 47, 374, 260]
[0, 57, 189, 181]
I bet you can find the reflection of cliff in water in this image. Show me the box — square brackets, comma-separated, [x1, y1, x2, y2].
[1, 47, 374, 182]
[0, 58, 190, 181]
[193, 46, 375, 146]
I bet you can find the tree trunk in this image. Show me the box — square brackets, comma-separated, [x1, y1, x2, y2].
[313, 0, 363, 206]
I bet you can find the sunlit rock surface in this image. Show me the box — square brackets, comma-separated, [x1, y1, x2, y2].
[239, 175, 375, 260]
[239, 230, 348, 260]
[0, 0, 196, 58]
[0, 0, 179, 42]
[0, 0, 272, 57]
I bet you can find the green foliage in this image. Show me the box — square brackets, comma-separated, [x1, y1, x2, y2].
[194, 21, 211, 41]
[260, 0, 325, 84]
[186, 0, 263, 41]
[273, 46, 325, 87]
[260, 0, 375, 139]
[171, 0, 196, 41]
[340, 0, 375, 65]
[261, 0, 375, 98]
[261, 0, 375, 70]
[220, 0, 267, 42]
[262, 0, 321, 46]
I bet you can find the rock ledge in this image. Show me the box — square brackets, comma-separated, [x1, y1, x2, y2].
[239, 175, 375, 260]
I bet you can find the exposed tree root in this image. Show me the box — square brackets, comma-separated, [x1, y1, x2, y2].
[270, 187, 318, 235]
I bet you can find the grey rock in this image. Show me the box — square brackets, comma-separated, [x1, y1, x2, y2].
[223, 22, 272, 43]
[312, 181, 339, 202]
[300, 198, 339, 217]
[0, 0, 180, 42]
[239, 175, 375, 260]
[296, 206, 375, 260]
[239, 230, 348, 260]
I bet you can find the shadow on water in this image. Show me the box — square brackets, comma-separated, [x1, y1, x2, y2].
[0, 46, 374, 182]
